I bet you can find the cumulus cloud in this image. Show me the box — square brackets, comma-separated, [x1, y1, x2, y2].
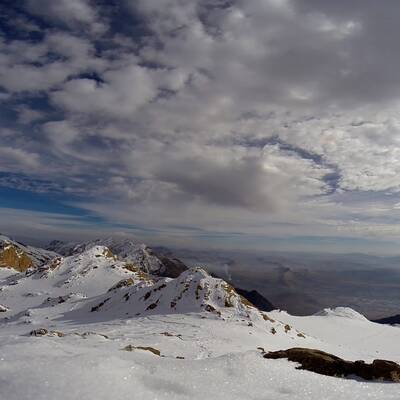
[25, 0, 106, 34]
[2, 0, 400, 250]
[52, 65, 157, 118]
[0, 32, 103, 92]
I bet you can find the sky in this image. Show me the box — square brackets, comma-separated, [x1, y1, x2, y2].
[2, 0, 400, 254]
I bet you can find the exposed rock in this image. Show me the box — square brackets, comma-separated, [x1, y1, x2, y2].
[91, 297, 111, 312]
[159, 332, 183, 340]
[123, 263, 152, 281]
[0, 304, 9, 312]
[0, 244, 33, 272]
[0, 235, 56, 271]
[263, 347, 400, 382]
[210, 272, 275, 312]
[156, 256, 188, 278]
[284, 324, 291, 333]
[74, 331, 109, 339]
[122, 345, 161, 356]
[261, 313, 275, 323]
[30, 328, 65, 337]
[30, 328, 49, 336]
[234, 288, 275, 312]
[108, 278, 136, 292]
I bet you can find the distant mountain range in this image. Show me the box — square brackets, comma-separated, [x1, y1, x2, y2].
[0, 235, 279, 326]
[1, 234, 275, 313]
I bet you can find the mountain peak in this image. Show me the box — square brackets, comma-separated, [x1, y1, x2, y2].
[314, 307, 368, 321]
[84, 266, 263, 321]
[46, 236, 187, 277]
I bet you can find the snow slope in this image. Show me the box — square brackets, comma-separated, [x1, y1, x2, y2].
[269, 308, 400, 362]
[85, 267, 265, 319]
[0, 243, 399, 400]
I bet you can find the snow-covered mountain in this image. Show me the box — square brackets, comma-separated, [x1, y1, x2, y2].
[85, 267, 277, 322]
[313, 307, 368, 321]
[0, 236, 399, 400]
[47, 237, 187, 277]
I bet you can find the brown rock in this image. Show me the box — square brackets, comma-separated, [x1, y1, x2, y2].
[263, 347, 400, 382]
[0, 245, 32, 272]
[30, 328, 64, 337]
[30, 328, 49, 336]
[0, 304, 9, 312]
[122, 345, 161, 356]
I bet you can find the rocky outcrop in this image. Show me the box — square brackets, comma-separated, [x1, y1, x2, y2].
[0, 235, 56, 271]
[0, 244, 33, 272]
[156, 256, 188, 278]
[0, 304, 9, 312]
[122, 345, 161, 356]
[263, 347, 400, 382]
[234, 288, 275, 312]
[30, 328, 65, 337]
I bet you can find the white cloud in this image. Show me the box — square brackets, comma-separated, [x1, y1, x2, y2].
[3, 0, 400, 250]
[25, 0, 106, 34]
[0, 33, 104, 92]
[51, 64, 157, 118]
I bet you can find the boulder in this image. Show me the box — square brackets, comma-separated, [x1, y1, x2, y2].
[263, 347, 400, 382]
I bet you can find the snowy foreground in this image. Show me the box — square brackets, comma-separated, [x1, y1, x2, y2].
[0, 243, 399, 400]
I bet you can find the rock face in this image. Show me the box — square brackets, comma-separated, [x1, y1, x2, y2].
[156, 256, 188, 278]
[0, 235, 56, 272]
[234, 288, 275, 312]
[0, 244, 33, 272]
[263, 347, 400, 382]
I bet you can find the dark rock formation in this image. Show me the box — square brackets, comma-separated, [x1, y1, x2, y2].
[156, 256, 188, 278]
[263, 347, 400, 382]
[234, 288, 275, 311]
[373, 314, 400, 325]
